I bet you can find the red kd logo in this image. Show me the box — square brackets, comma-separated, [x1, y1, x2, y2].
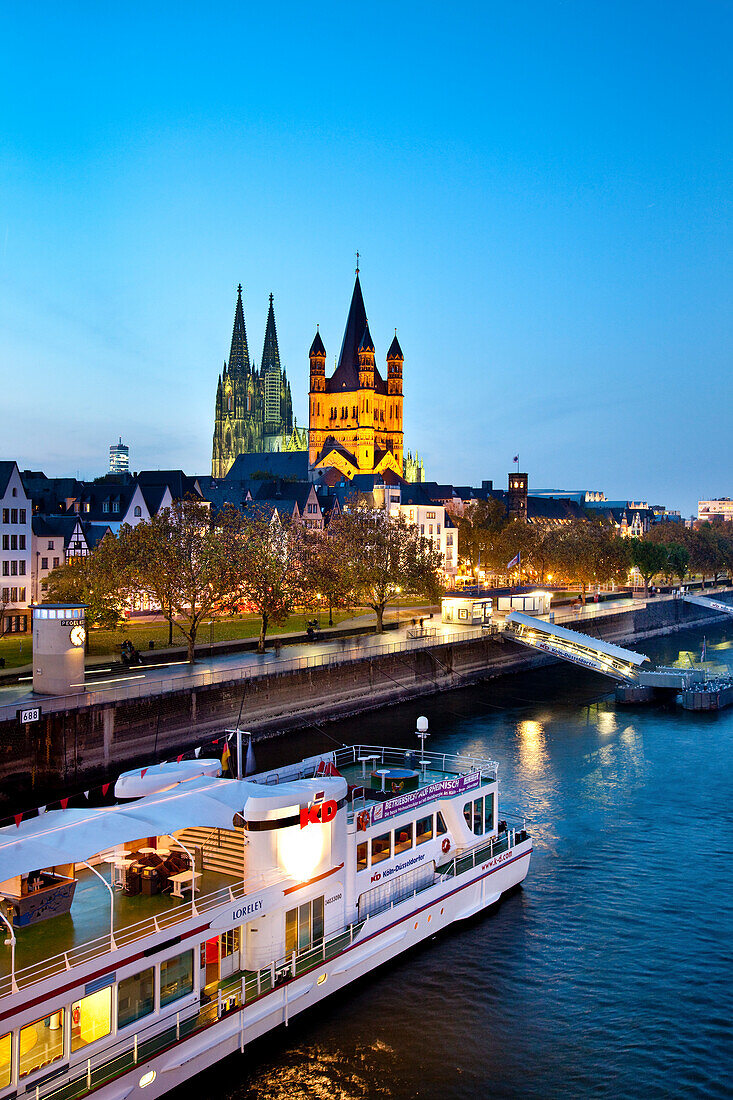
[300, 798, 338, 829]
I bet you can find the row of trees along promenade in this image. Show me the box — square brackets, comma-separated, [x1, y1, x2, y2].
[40, 496, 733, 664]
[43, 499, 444, 661]
[455, 501, 733, 598]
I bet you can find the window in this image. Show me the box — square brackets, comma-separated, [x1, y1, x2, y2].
[102, 501, 110, 513]
[112, 501, 120, 513]
[9, 535, 15, 550]
[11, 488, 16, 497]
[19, 509, 26, 523]
[356, 842, 368, 871]
[52, 557, 59, 569]
[436, 812, 447, 836]
[1, 589, 7, 601]
[371, 833, 391, 864]
[18, 561, 25, 575]
[10, 561, 17, 576]
[10, 588, 17, 603]
[484, 793, 494, 832]
[464, 797, 486, 835]
[19, 1010, 65, 1077]
[118, 967, 155, 1029]
[0, 1032, 10, 1088]
[220, 929, 239, 958]
[426, 511, 436, 519]
[41, 557, 48, 570]
[160, 951, 194, 1007]
[437, 525, 441, 535]
[19, 587, 26, 601]
[1, 537, 6, 550]
[48, 541, 54, 550]
[134, 506, 142, 517]
[394, 821, 413, 854]
[285, 896, 324, 956]
[19, 535, 25, 549]
[1, 563, 7, 576]
[71, 987, 111, 1052]
[416, 816, 434, 844]
[1, 510, 6, 523]
[10, 509, 17, 524]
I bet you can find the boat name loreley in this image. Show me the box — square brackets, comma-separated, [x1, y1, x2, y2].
[0, 732, 532, 1099]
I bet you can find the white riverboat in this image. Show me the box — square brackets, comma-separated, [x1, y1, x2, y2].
[0, 732, 532, 1099]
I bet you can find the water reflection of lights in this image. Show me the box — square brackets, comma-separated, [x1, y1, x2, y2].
[517, 719, 548, 774]
[596, 710, 617, 736]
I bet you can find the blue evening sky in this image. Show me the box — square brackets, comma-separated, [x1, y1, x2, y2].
[1, 1, 730, 516]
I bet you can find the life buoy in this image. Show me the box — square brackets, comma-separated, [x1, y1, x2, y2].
[441, 837, 451, 854]
[357, 811, 370, 832]
[72, 1006, 81, 1027]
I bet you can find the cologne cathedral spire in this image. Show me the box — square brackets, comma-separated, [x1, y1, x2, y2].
[228, 284, 250, 376]
[261, 292, 281, 374]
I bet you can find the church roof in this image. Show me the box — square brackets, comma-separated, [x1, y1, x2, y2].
[222, 451, 310, 482]
[261, 293, 281, 374]
[358, 322, 375, 353]
[309, 328, 326, 358]
[326, 274, 386, 394]
[387, 333, 403, 361]
[228, 284, 250, 375]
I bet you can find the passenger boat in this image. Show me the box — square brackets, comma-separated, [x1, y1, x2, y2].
[0, 731, 532, 1099]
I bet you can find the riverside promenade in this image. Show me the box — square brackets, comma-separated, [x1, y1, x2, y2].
[0, 589, 729, 813]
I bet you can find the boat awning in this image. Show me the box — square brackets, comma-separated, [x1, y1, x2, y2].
[0, 776, 261, 884]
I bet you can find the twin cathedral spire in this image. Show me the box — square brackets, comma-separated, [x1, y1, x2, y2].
[211, 286, 303, 478]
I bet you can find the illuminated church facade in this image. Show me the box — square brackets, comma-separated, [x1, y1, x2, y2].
[308, 272, 406, 480]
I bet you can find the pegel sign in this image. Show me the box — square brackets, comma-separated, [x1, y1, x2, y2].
[370, 771, 482, 825]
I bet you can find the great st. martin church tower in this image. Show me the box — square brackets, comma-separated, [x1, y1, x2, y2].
[212, 286, 303, 478]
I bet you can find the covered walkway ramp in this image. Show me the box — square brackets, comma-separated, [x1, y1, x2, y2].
[504, 612, 650, 682]
[681, 593, 733, 616]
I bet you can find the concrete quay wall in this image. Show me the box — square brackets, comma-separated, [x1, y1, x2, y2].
[0, 595, 729, 814]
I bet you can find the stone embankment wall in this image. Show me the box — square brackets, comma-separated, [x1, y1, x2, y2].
[0, 596, 729, 813]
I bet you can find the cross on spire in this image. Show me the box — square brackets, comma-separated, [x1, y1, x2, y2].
[355, 251, 360, 274]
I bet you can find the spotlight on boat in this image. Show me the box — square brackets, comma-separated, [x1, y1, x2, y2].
[416, 716, 429, 764]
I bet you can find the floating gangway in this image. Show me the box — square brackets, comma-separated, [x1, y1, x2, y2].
[681, 593, 733, 616]
[504, 611, 650, 682]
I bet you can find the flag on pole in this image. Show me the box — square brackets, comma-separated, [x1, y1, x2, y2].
[14, 814, 22, 828]
[701, 638, 706, 663]
[244, 737, 257, 777]
[513, 455, 519, 463]
[60, 798, 69, 810]
[101, 784, 110, 797]
[507, 552, 521, 570]
[221, 740, 232, 774]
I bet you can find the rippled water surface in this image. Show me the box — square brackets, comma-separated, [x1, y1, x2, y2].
[175, 624, 733, 1099]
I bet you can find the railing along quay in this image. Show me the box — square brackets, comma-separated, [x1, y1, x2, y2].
[0, 626, 490, 720]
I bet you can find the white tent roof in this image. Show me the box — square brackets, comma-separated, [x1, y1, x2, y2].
[506, 611, 650, 666]
[0, 775, 280, 884]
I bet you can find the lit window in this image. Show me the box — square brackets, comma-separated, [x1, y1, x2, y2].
[0, 1032, 10, 1087]
[394, 821, 413, 854]
[356, 842, 368, 871]
[71, 987, 112, 1052]
[371, 833, 391, 864]
[19, 1010, 65, 1077]
[416, 815, 433, 844]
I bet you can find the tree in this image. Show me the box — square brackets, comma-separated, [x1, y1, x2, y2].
[688, 525, 726, 586]
[667, 543, 690, 586]
[457, 499, 508, 574]
[301, 529, 353, 626]
[330, 506, 444, 632]
[233, 507, 307, 652]
[555, 523, 630, 601]
[114, 498, 242, 662]
[43, 535, 122, 641]
[629, 539, 669, 596]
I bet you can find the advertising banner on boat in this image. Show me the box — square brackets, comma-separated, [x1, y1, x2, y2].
[370, 770, 481, 824]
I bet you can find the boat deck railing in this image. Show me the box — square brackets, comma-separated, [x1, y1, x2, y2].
[0, 869, 282, 1001]
[437, 817, 529, 880]
[332, 744, 499, 781]
[32, 917, 368, 1100]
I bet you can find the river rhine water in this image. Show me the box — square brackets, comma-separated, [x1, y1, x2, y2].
[175, 622, 733, 1099]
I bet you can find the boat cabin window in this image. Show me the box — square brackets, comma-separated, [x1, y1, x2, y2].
[436, 812, 447, 835]
[0, 1033, 11, 1088]
[160, 951, 194, 1008]
[463, 796, 494, 835]
[285, 895, 325, 956]
[19, 1009, 65, 1078]
[118, 967, 155, 1029]
[220, 930, 239, 959]
[71, 987, 112, 1052]
[416, 815, 434, 844]
[356, 842, 368, 871]
[371, 833, 391, 864]
[394, 821, 413, 854]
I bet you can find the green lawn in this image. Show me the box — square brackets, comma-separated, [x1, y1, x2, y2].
[0, 598, 440, 671]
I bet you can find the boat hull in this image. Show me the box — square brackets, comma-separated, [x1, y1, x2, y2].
[91, 841, 532, 1099]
